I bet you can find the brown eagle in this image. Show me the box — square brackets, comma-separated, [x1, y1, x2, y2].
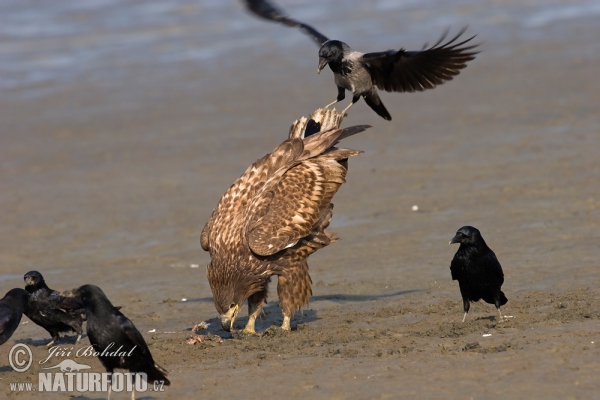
[201, 109, 369, 333]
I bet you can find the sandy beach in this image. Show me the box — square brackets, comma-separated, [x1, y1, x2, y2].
[1, 1, 599, 398]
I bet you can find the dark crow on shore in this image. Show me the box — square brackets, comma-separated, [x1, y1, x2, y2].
[60, 285, 170, 397]
[23, 271, 85, 346]
[449, 226, 507, 322]
[0, 288, 29, 345]
[243, 0, 478, 120]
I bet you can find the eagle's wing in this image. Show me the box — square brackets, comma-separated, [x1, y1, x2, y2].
[361, 28, 478, 93]
[201, 138, 305, 253]
[200, 210, 214, 251]
[243, 0, 329, 46]
[246, 150, 358, 257]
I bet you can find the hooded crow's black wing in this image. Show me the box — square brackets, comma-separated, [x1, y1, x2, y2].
[244, 0, 329, 46]
[361, 28, 479, 93]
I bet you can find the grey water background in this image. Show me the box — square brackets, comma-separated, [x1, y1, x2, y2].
[1, 0, 599, 289]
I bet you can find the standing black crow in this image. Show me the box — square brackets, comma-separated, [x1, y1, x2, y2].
[0, 288, 29, 345]
[243, 0, 479, 120]
[60, 285, 170, 398]
[24, 271, 85, 346]
[449, 226, 508, 322]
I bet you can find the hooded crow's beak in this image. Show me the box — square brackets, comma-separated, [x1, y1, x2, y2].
[317, 58, 328, 74]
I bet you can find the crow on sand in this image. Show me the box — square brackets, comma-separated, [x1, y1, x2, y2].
[24, 270, 85, 346]
[449, 226, 508, 322]
[59, 284, 170, 399]
[0, 288, 29, 345]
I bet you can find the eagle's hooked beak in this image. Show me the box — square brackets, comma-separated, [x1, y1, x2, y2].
[220, 304, 239, 332]
[317, 58, 328, 74]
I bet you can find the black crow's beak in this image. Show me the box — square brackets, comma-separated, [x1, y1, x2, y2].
[24, 276, 35, 286]
[450, 234, 461, 245]
[317, 58, 328, 74]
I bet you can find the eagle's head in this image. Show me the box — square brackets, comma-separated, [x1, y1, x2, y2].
[208, 262, 269, 333]
[213, 291, 244, 333]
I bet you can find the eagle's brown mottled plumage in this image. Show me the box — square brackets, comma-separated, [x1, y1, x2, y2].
[201, 109, 369, 332]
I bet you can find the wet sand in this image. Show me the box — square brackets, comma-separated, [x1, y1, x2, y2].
[1, 1, 599, 399]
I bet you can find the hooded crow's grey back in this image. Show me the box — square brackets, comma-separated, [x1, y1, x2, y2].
[449, 226, 507, 322]
[0, 288, 29, 345]
[243, 0, 479, 120]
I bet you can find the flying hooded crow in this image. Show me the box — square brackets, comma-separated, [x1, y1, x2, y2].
[449, 226, 508, 322]
[0, 288, 29, 345]
[24, 271, 85, 346]
[244, 0, 479, 120]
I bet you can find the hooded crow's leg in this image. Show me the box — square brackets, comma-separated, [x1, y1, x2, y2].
[325, 86, 346, 108]
[341, 94, 361, 116]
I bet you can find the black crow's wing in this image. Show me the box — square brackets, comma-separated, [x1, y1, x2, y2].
[361, 28, 479, 93]
[0, 309, 15, 335]
[0, 307, 21, 343]
[481, 250, 504, 285]
[449, 255, 465, 281]
[244, 0, 329, 46]
[118, 314, 152, 356]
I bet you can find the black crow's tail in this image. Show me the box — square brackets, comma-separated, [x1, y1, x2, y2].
[146, 363, 171, 386]
[363, 92, 392, 121]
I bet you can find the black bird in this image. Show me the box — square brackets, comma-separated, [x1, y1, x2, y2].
[24, 271, 85, 346]
[0, 288, 29, 345]
[449, 226, 508, 322]
[60, 285, 170, 398]
[244, 0, 479, 120]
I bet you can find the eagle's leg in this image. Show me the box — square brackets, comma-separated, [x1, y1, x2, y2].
[277, 260, 312, 331]
[341, 94, 360, 117]
[244, 290, 266, 334]
[325, 86, 346, 109]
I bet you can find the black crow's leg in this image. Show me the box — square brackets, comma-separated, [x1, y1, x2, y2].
[495, 295, 504, 322]
[325, 86, 346, 108]
[244, 290, 266, 334]
[341, 94, 361, 117]
[46, 332, 59, 347]
[497, 307, 504, 322]
[461, 299, 470, 323]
